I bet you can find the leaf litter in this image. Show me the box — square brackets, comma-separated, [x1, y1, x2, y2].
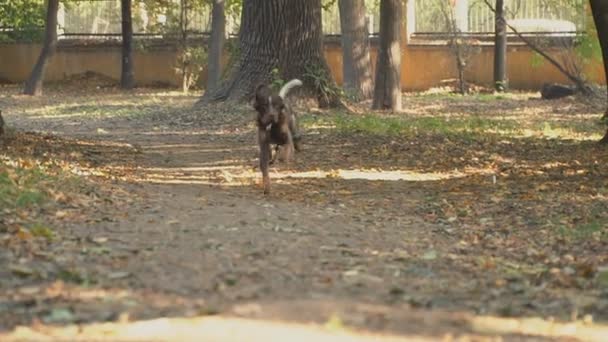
[0, 84, 607, 340]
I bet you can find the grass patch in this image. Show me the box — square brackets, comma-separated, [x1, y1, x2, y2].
[0, 156, 83, 233]
[0, 164, 51, 210]
[20, 93, 197, 121]
[554, 220, 608, 242]
[308, 113, 521, 138]
[302, 111, 603, 141]
[410, 92, 511, 102]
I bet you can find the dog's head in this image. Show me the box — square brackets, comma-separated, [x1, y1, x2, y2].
[253, 84, 285, 128]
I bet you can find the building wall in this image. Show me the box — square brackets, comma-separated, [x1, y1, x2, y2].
[0, 41, 605, 91]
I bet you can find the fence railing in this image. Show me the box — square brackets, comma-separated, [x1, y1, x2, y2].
[0, 0, 588, 43]
[414, 0, 586, 34]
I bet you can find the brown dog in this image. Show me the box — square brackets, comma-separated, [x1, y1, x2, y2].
[253, 79, 302, 194]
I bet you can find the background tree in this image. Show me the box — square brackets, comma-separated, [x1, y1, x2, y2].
[0, 0, 45, 42]
[23, 0, 59, 96]
[483, 0, 591, 94]
[372, 0, 401, 111]
[339, 0, 373, 101]
[202, 0, 338, 106]
[121, 0, 135, 89]
[589, 0, 608, 143]
[206, 0, 225, 91]
[440, 0, 480, 95]
[494, 0, 507, 92]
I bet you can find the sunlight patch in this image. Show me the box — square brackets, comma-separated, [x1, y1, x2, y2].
[137, 166, 492, 185]
[286, 169, 476, 181]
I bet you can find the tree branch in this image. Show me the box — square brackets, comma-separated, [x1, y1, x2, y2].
[482, 0, 590, 94]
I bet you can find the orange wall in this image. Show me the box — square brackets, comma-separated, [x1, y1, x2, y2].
[0, 41, 605, 90]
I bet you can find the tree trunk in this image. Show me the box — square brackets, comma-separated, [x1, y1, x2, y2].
[206, 0, 225, 92]
[590, 0, 608, 144]
[339, 0, 373, 101]
[23, 0, 59, 96]
[493, 0, 507, 92]
[180, 0, 189, 93]
[121, 0, 135, 89]
[201, 0, 337, 106]
[372, 0, 402, 111]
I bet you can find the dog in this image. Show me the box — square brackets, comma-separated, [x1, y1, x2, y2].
[253, 79, 303, 194]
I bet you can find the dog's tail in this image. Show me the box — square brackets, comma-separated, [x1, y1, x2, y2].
[279, 79, 303, 99]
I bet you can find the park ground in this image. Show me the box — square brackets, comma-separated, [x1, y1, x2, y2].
[1, 79, 608, 341]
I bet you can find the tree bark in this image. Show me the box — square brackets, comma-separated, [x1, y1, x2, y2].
[493, 0, 507, 92]
[200, 0, 337, 106]
[121, 0, 135, 89]
[206, 0, 225, 92]
[590, 0, 608, 143]
[372, 0, 402, 111]
[339, 0, 373, 101]
[23, 0, 59, 96]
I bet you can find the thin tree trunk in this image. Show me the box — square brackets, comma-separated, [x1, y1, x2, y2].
[483, 0, 589, 93]
[590, 0, 608, 144]
[206, 0, 225, 92]
[339, 0, 373, 101]
[23, 0, 59, 96]
[372, 0, 402, 111]
[457, 57, 466, 94]
[494, 0, 507, 92]
[201, 0, 337, 106]
[180, 0, 189, 93]
[121, 0, 135, 89]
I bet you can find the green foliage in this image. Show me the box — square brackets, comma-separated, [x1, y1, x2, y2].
[322, 0, 338, 11]
[304, 63, 343, 105]
[138, 0, 208, 36]
[225, 0, 242, 17]
[0, 0, 45, 42]
[530, 52, 545, 68]
[575, 31, 602, 63]
[270, 68, 284, 92]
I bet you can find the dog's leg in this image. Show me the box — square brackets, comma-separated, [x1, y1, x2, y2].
[269, 144, 280, 165]
[278, 130, 295, 163]
[258, 128, 272, 194]
[288, 111, 301, 151]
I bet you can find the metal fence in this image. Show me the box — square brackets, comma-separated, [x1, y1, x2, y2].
[0, 0, 589, 42]
[321, 1, 381, 36]
[60, 0, 216, 38]
[415, 0, 587, 34]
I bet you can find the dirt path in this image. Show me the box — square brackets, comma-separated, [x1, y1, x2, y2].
[2, 87, 608, 340]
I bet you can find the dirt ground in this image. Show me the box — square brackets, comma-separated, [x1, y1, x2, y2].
[1, 84, 607, 341]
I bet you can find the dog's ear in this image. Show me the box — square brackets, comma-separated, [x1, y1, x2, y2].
[252, 84, 265, 109]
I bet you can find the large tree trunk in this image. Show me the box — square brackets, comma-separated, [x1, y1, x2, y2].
[372, 0, 402, 111]
[121, 0, 135, 89]
[590, 0, 608, 144]
[201, 0, 337, 106]
[493, 0, 507, 92]
[339, 0, 373, 101]
[23, 0, 59, 96]
[206, 0, 225, 92]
